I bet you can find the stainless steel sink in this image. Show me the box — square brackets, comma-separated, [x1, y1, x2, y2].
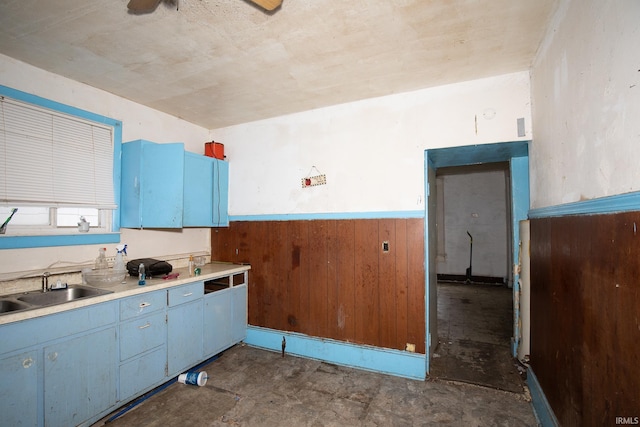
[0, 299, 32, 314]
[17, 285, 112, 306]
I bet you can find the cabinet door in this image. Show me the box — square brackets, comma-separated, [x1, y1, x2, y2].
[183, 153, 229, 227]
[44, 327, 117, 427]
[231, 284, 248, 343]
[121, 140, 185, 228]
[167, 299, 203, 376]
[203, 289, 232, 357]
[0, 351, 38, 427]
[212, 158, 229, 227]
[183, 152, 214, 226]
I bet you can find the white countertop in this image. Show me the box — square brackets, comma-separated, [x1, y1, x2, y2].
[0, 262, 251, 325]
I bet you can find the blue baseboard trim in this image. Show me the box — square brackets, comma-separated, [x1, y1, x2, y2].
[244, 326, 426, 380]
[527, 369, 559, 427]
[229, 210, 425, 222]
[529, 191, 640, 219]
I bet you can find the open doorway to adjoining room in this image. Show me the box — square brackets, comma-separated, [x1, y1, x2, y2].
[424, 141, 530, 393]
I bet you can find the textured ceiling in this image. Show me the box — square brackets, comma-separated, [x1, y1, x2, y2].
[0, 0, 557, 129]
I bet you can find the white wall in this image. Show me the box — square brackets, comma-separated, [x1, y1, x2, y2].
[0, 54, 211, 277]
[0, 57, 533, 278]
[213, 72, 532, 216]
[530, 0, 640, 208]
[438, 169, 508, 278]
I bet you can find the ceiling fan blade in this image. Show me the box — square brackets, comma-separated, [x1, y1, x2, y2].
[127, 0, 163, 13]
[250, 0, 282, 11]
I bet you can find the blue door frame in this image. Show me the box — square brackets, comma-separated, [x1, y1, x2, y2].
[424, 141, 530, 373]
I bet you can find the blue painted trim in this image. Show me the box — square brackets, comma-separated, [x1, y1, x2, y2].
[428, 141, 529, 168]
[424, 151, 432, 374]
[0, 85, 123, 248]
[529, 191, 640, 218]
[0, 233, 120, 249]
[112, 122, 123, 231]
[245, 326, 427, 380]
[0, 85, 120, 128]
[510, 156, 530, 356]
[229, 210, 425, 222]
[527, 369, 559, 427]
[424, 143, 531, 365]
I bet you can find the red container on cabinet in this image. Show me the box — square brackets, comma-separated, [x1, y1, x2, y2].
[204, 142, 224, 160]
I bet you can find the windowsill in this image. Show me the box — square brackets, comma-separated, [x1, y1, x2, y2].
[0, 232, 121, 249]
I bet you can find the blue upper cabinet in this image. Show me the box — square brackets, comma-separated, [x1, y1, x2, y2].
[213, 157, 229, 226]
[121, 140, 185, 228]
[121, 140, 229, 228]
[183, 153, 229, 227]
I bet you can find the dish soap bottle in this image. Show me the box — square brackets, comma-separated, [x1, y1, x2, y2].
[113, 244, 127, 271]
[95, 247, 108, 270]
[138, 263, 146, 286]
[188, 254, 195, 277]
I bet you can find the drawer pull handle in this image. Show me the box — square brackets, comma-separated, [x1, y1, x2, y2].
[183, 292, 193, 297]
[139, 322, 151, 329]
[139, 302, 151, 308]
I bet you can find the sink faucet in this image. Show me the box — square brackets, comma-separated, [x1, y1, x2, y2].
[42, 272, 50, 293]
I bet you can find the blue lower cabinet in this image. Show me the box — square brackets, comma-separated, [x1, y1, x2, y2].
[0, 301, 117, 427]
[231, 284, 248, 343]
[44, 327, 117, 427]
[0, 350, 38, 426]
[119, 347, 167, 402]
[0, 271, 248, 426]
[203, 288, 232, 357]
[167, 299, 204, 376]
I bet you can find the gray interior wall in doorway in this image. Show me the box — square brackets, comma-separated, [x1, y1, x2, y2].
[437, 166, 509, 279]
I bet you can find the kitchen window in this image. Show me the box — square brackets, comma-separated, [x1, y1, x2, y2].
[0, 86, 122, 248]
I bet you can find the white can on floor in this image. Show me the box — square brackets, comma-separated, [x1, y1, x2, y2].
[178, 371, 208, 386]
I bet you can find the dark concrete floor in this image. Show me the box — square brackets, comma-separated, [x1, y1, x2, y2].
[97, 344, 538, 426]
[430, 282, 525, 393]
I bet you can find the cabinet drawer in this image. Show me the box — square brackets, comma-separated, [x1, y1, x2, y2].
[120, 311, 166, 361]
[120, 290, 165, 320]
[119, 346, 166, 402]
[167, 282, 203, 307]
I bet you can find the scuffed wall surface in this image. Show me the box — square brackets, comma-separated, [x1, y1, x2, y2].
[212, 72, 532, 216]
[530, 0, 640, 209]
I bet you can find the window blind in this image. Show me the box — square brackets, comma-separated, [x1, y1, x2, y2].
[0, 96, 116, 208]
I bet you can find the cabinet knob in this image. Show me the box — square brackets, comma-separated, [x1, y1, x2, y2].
[139, 302, 151, 309]
[22, 357, 34, 368]
[138, 322, 151, 329]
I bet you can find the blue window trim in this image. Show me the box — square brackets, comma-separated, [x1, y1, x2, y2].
[0, 85, 122, 249]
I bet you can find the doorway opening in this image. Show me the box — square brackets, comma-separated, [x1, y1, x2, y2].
[429, 162, 522, 392]
[424, 141, 530, 392]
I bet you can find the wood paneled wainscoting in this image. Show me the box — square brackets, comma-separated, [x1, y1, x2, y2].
[530, 211, 640, 427]
[211, 218, 426, 354]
